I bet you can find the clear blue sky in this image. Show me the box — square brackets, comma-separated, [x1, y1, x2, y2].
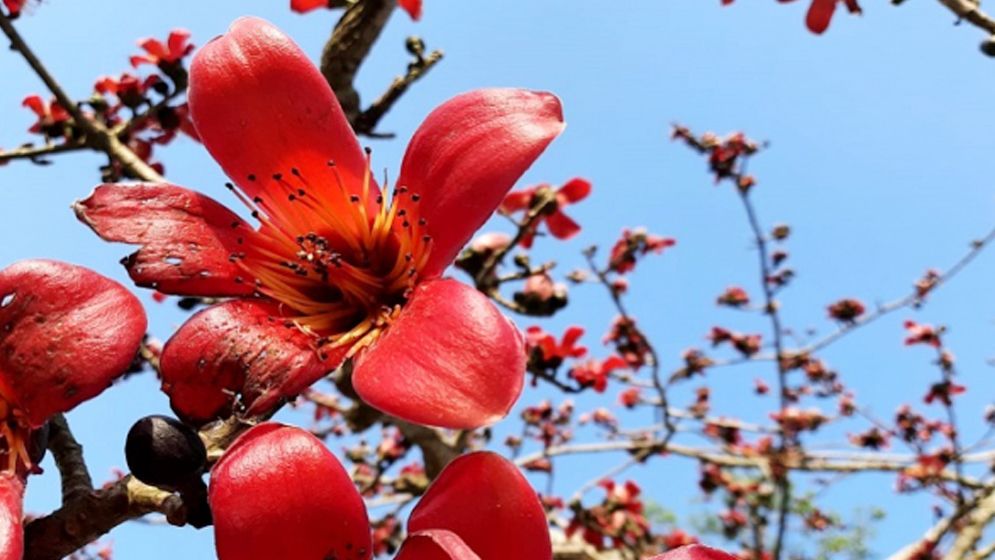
[2, 1, 994, 558]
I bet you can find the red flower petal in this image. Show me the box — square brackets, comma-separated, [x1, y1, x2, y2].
[210, 423, 371, 560]
[159, 300, 344, 425]
[290, 0, 327, 12]
[556, 177, 591, 204]
[0, 474, 23, 560]
[396, 530, 481, 560]
[399, 0, 423, 20]
[74, 184, 257, 297]
[648, 545, 739, 560]
[407, 452, 551, 559]
[806, 0, 836, 34]
[0, 260, 146, 426]
[397, 89, 564, 277]
[353, 279, 525, 429]
[188, 17, 374, 228]
[544, 209, 582, 240]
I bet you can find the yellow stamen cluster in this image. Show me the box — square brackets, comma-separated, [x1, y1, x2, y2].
[228, 152, 431, 356]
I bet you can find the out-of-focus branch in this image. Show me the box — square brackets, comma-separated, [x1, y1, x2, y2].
[944, 490, 995, 559]
[46, 415, 93, 504]
[0, 11, 164, 181]
[320, 0, 443, 137]
[515, 439, 987, 488]
[887, 485, 995, 560]
[0, 141, 86, 164]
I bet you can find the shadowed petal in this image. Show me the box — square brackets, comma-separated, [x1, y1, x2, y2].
[210, 423, 371, 560]
[75, 183, 257, 297]
[353, 279, 525, 429]
[396, 529, 481, 560]
[0, 260, 147, 426]
[0, 474, 23, 560]
[188, 17, 374, 225]
[407, 452, 551, 559]
[397, 89, 564, 277]
[159, 300, 344, 425]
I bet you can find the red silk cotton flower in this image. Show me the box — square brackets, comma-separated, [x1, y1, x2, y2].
[75, 17, 564, 430]
[500, 178, 591, 248]
[0, 260, 146, 472]
[210, 423, 552, 560]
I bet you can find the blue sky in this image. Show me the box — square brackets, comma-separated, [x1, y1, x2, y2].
[2, 1, 994, 558]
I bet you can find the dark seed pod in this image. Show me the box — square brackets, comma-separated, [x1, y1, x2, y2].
[125, 415, 206, 490]
[982, 36, 995, 58]
[27, 423, 50, 466]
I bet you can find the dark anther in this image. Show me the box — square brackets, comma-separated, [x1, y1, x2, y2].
[247, 174, 257, 181]
[418, 218, 427, 226]
[253, 196, 263, 204]
[411, 193, 421, 202]
[291, 167, 301, 176]
[251, 210, 260, 219]
[273, 173, 283, 181]
[397, 209, 407, 217]
[376, 195, 384, 205]
[288, 194, 297, 201]
[350, 195, 360, 203]
[327, 160, 336, 167]
[224, 182, 235, 190]
[230, 221, 240, 228]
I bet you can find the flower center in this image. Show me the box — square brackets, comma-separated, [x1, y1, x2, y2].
[227, 152, 431, 356]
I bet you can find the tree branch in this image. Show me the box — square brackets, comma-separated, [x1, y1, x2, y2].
[0, 11, 164, 181]
[46, 414, 93, 504]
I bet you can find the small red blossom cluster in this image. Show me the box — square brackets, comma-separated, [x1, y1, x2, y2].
[608, 227, 676, 274]
[827, 298, 866, 324]
[671, 125, 760, 189]
[716, 286, 750, 308]
[566, 480, 653, 551]
[708, 326, 763, 357]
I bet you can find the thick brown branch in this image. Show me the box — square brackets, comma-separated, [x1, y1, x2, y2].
[23, 476, 182, 560]
[321, 0, 398, 123]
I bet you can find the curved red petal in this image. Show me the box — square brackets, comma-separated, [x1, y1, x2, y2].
[648, 545, 740, 560]
[544, 210, 582, 240]
[159, 299, 344, 425]
[210, 423, 371, 560]
[188, 17, 374, 227]
[75, 183, 257, 297]
[291, 0, 329, 12]
[396, 530, 481, 560]
[0, 260, 147, 426]
[407, 452, 551, 559]
[398, 89, 564, 277]
[805, 0, 836, 34]
[0, 474, 23, 560]
[353, 279, 525, 429]
[398, 0, 423, 20]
